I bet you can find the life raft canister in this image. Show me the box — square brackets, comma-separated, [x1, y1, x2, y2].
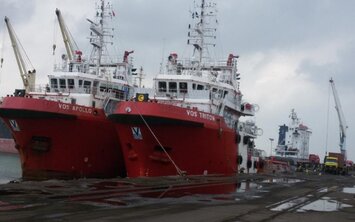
[135, 93, 149, 102]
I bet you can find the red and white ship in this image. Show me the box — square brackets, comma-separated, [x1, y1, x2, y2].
[108, 0, 255, 177]
[0, 1, 134, 179]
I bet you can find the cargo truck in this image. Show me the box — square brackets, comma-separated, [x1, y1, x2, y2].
[324, 152, 348, 175]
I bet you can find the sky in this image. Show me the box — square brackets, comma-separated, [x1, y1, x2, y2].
[0, 0, 354, 161]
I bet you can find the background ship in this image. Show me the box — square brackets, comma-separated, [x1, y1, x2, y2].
[275, 109, 312, 160]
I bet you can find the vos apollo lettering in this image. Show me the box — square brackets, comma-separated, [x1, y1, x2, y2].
[58, 103, 92, 114]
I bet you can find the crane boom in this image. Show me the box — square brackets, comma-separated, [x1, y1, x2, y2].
[55, 8, 79, 61]
[4, 16, 36, 93]
[329, 78, 347, 160]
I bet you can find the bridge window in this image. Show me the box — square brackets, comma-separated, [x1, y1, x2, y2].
[83, 81, 91, 89]
[197, 84, 204, 90]
[79, 80, 83, 87]
[158, 81, 167, 92]
[68, 79, 75, 89]
[50, 79, 58, 88]
[179, 82, 188, 93]
[59, 79, 66, 89]
[169, 82, 177, 92]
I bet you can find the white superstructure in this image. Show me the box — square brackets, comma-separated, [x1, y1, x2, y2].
[9, 0, 135, 109]
[238, 120, 265, 173]
[152, 0, 256, 130]
[275, 109, 312, 159]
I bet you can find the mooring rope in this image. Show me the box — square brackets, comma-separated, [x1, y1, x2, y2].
[132, 102, 186, 177]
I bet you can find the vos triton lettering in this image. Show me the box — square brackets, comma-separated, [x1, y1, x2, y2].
[186, 110, 215, 121]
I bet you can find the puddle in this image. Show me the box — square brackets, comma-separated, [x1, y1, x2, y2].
[297, 197, 352, 212]
[318, 188, 328, 193]
[271, 197, 308, 211]
[342, 187, 355, 194]
[262, 178, 303, 184]
[236, 181, 262, 193]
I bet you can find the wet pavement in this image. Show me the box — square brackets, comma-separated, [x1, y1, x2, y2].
[0, 172, 354, 221]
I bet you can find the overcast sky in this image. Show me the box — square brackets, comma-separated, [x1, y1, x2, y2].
[0, 0, 354, 161]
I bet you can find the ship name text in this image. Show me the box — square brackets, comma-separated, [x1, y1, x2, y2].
[58, 103, 92, 114]
[186, 110, 215, 121]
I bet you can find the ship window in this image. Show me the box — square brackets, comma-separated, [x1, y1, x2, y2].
[192, 83, 196, 90]
[59, 79, 66, 89]
[50, 79, 58, 88]
[79, 80, 83, 87]
[224, 91, 228, 98]
[84, 81, 91, 87]
[169, 82, 177, 92]
[68, 79, 75, 89]
[179, 82, 187, 93]
[158, 81, 167, 92]
[197, 84, 204, 90]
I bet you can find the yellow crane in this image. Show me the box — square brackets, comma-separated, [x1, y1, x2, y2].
[4, 16, 36, 93]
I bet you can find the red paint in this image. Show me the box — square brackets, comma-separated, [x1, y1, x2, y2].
[109, 101, 238, 178]
[0, 96, 125, 179]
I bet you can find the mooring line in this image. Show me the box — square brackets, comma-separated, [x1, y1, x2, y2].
[132, 102, 186, 177]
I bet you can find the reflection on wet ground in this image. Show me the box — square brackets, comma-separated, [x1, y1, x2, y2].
[0, 174, 355, 222]
[270, 195, 353, 213]
[342, 186, 355, 194]
[297, 197, 352, 212]
[262, 178, 303, 184]
[0, 175, 291, 210]
[0, 174, 354, 221]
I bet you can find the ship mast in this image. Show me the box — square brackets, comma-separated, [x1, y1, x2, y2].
[4, 16, 36, 93]
[187, 0, 217, 68]
[88, 0, 114, 76]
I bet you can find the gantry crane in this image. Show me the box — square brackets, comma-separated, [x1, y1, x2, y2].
[4, 16, 36, 93]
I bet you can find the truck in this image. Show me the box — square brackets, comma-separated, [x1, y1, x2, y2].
[309, 154, 320, 165]
[324, 152, 348, 174]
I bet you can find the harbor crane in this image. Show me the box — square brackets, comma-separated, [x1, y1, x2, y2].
[329, 78, 347, 160]
[55, 8, 80, 62]
[4, 16, 36, 93]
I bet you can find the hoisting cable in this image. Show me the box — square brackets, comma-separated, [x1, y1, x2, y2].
[0, 22, 7, 84]
[52, 16, 57, 56]
[132, 102, 186, 177]
[12, 26, 35, 71]
[324, 80, 331, 156]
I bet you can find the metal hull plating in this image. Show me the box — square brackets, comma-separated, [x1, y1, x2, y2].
[0, 96, 125, 179]
[109, 101, 238, 178]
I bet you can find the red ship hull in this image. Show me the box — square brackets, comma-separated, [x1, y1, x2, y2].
[0, 96, 125, 179]
[109, 101, 238, 178]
